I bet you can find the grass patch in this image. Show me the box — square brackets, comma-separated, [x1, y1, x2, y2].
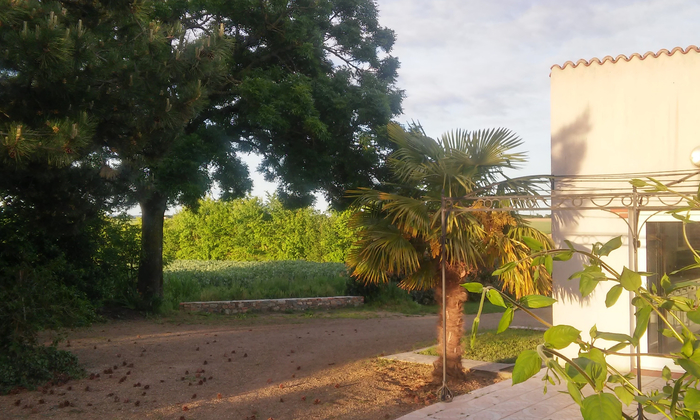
[161, 260, 347, 312]
[463, 301, 506, 315]
[419, 328, 544, 363]
[524, 217, 551, 235]
[162, 260, 512, 317]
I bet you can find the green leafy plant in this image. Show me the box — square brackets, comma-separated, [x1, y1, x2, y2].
[467, 178, 700, 419]
[0, 344, 83, 395]
[163, 197, 356, 263]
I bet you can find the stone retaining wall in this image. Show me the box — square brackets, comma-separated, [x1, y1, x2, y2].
[179, 296, 364, 314]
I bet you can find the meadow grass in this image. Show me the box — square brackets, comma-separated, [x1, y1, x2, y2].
[162, 260, 347, 312]
[419, 328, 544, 363]
[161, 260, 513, 317]
[524, 217, 551, 235]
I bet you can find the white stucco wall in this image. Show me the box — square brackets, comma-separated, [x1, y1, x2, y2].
[550, 47, 700, 372]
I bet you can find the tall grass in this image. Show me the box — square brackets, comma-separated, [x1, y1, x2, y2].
[161, 260, 347, 312]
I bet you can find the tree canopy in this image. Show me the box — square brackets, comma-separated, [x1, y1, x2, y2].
[1, 0, 403, 303]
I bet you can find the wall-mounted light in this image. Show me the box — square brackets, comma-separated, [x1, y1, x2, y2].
[691, 147, 700, 167]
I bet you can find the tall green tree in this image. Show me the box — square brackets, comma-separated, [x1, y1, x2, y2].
[1, 0, 403, 305]
[346, 123, 551, 381]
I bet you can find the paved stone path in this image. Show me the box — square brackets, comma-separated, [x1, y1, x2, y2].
[390, 308, 667, 420]
[396, 373, 666, 420]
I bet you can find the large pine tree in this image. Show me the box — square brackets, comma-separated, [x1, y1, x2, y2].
[1, 0, 403, 305]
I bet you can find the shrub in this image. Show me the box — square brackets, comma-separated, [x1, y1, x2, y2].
[0, 344, 83, 394]
[0, 163, 140, 393]
[163, 197, 356, 262]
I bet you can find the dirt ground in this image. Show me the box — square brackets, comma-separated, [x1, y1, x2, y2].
[1, 311, 501, 420]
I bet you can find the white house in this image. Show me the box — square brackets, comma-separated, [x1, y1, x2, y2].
[550, 45, 700, 373]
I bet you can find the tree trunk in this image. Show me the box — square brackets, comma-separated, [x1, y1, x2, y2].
[433, 264, 468, 382]
[137, 192, 167, 306]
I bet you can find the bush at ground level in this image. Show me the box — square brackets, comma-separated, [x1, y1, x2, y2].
[0, 165, 141, 394]
[0, 344, 83, 394]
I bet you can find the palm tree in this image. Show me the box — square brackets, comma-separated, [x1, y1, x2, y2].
[346, 123, 551, 381]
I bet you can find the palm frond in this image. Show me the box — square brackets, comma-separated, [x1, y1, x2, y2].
[345, 123, 550, 296]
[496, 221, 554, 297]
[346, 220, 423, 284]
[346, 188, 432, 237]
[399, 259, 438, 291]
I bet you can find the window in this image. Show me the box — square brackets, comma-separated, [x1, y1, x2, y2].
[646, 222, 700, 353]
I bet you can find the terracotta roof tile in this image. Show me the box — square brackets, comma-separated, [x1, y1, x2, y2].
[551, 45, 700, 71]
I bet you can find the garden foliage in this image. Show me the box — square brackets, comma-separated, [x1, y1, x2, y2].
[1, 0, 403, 304]
[467, 178, 700, 419]
[163, 197, 355, 263]
[0, 169, 140, 393]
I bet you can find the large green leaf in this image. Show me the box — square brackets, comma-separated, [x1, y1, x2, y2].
[487, 289, 506, 308]
[660, 274, 672, 294]
[598, 237, 622, 257]
[575, 265, 606, 297]
[568, 381, 584, 407]
[553, 250, 573, 261]
[493, 261, 517, 276]
[581, 393, 622, 420]
[462, 282, 483, 293]
[614, 386, 635, 406]
[605, 285, 623, 308]
[512, 350, 541, 385]
[685, 388, 700, 411]
[595, 331, 632, 344]
[632, 306, 652, 345]
[579, 349, 608, 391]
[544, 255, 553, 274]
[521, 236, 543, 251]
[519, 295, 556, 309]
[630, 179, 648, 188]
[579, 277, 600, 297]
[620, 267, 641, 292]
[544, 325, 581, 350]
[497, 307, 514, 334]
[678, 358, 700, 379]
[687, 308, 700, 325]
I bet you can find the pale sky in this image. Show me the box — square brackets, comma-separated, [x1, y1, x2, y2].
[244, 0, 700, 210]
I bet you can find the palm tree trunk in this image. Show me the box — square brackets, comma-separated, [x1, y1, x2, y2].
[433, 264, 468, 382]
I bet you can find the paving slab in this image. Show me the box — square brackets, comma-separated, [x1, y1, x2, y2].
[395, 372, 668, 420]
[387, 309, 670, 420]
[381, 347, 513, 378]
[381, 308, 553, 379]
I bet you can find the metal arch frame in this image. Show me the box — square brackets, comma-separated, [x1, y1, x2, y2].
[437, 169, 700, 418]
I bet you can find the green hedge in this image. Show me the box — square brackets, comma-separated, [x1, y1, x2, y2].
[164, 197, 355, 263]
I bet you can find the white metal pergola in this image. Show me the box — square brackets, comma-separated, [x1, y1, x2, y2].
[437, 169, 700, 419]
